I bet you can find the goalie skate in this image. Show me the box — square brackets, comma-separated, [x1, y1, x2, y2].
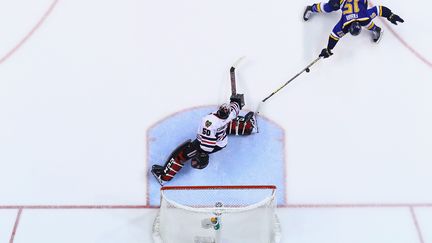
[151, 165, 166, 186]
[227, 111, 257, 135]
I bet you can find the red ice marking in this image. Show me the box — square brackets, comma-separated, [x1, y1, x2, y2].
[368, 1, 432, 68]
[161, 185, 277, 191]
[0, 205, 155, 209]
[0, 0, 59, 65]
[380, 20, 432, 68]
[1, 203, 431, 210]
[9, 208, 22, 243]
[410, 207, 425, 243]
[282, 203, 432, 208]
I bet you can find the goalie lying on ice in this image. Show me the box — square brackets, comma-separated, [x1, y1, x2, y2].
[151, 94, 256, 185]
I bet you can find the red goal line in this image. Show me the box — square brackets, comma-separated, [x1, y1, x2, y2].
[1, 202, 432, 210]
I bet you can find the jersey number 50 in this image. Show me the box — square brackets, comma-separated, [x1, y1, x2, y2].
[202, 128, 211, 136]
[343, 0, 360, 14]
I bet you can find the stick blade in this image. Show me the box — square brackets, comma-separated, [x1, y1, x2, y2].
[231, 56, 246, 69]
[230, 56, 245, 95]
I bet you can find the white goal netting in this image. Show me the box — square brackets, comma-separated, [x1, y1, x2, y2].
[152, 185, 281, 243]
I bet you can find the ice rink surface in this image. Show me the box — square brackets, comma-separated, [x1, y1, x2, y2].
[0, 0, 431, 242]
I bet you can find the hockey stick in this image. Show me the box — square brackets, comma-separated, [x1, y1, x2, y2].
[256, 57, 322, 114]
[230, 56, 245, 96]
[229, 56, 258, 134]
[229, 56, 246, 109]
[254, 57, 321, 133]
[262, 56, 321, 103]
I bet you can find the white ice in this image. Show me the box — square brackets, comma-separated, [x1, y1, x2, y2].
[0, 0, 431, 242]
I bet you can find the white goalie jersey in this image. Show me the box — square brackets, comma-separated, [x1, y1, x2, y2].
[197, 102, 240, 153]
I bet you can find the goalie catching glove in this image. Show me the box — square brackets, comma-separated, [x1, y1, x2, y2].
[230, 93, 245, 109]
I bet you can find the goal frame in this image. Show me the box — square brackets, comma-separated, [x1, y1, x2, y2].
[161, 185, 277, 191]
[153, 185, 281, 243]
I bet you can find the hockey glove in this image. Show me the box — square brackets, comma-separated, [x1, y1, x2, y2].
[191, 151, 209, 169]
[329, 0, 341, 10]
[319, 48, 333, 58]
[387, 13, 404, 25]
[230, 94, 245, 109]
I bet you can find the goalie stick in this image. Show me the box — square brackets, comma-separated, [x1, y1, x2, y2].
[230, 56, 245, 96]
[229, 57, 258, 134]
[229, 56, 246, 108]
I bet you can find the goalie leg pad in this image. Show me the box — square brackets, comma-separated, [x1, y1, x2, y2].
[153, 139, 196, 182]
[152, 139, 203, 183]
[160, 157, 183, 181]
[227, 111, 256, 135]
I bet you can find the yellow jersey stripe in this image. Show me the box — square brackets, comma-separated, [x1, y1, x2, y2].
[357, 17, 370, 22]
[317, 3, 322, 13]
[330, 34, 339, 41]
[342, 19, 356, 28]
[343, 18, 370, 28]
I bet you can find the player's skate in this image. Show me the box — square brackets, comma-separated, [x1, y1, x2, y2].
[371, 26, 383, 43]
[244, 111, 257, 133]
[303, 5, 313, 21]
[151, 165, 166, 186]
[227, 111, 257, 135]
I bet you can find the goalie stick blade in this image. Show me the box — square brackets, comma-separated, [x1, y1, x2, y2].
[151, 169, 166, 186]
[230, 56, 245, 96]
[231, 56, 245, 69]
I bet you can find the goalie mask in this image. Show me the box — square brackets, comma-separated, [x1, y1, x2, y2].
[216, 103, 230, 119]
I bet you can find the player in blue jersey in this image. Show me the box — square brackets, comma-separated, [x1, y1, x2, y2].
[303, 0, 404, 58]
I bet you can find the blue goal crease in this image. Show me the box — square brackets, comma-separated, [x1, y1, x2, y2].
[147, 106, 286, 206]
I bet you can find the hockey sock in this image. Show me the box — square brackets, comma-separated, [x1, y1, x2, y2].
[312, 2, 337, 13]
[366, 21, 379, 31]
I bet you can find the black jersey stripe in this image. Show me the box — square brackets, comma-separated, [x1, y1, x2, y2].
[199, 134, 217, 141]
[215, 131, 226, 136]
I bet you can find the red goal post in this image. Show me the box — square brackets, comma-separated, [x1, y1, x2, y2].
[161, 185, 277, 190]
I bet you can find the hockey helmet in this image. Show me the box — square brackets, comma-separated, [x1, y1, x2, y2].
[216, 103, 230, 119]
[349, 21, 362, 36]
[329, 0, 341, 10]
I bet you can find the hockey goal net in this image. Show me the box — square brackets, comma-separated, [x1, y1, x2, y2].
[152, 185, 281, 243]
